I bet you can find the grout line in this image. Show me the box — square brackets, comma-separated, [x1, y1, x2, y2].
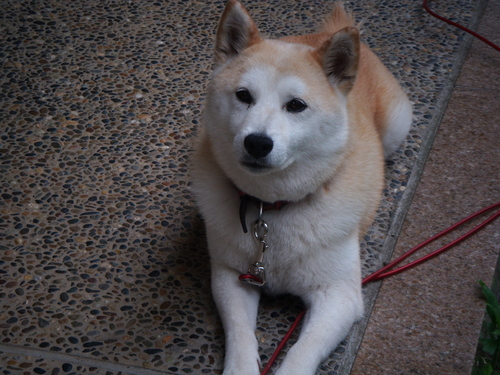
[338, 0, 490, 373]
[0, 343, 176, 375]
[454, 85, 500, 93]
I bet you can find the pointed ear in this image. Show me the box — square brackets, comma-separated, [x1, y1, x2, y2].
[315, 27, 360, 95]
[214, 0, 261, 68]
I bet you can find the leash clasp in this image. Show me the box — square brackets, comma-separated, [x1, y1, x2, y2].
[239, 202, 269, 287]
[239, 261, 266, 286]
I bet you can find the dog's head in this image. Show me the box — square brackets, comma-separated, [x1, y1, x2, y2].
[203, 0, 360, 202]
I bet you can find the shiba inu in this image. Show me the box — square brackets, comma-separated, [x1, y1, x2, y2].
[191, 1, 412, 374]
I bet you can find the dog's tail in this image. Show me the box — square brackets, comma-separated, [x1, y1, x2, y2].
[321, 2, 356, 34]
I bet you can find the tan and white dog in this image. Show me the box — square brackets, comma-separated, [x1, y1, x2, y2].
[191, 1, 412, 374]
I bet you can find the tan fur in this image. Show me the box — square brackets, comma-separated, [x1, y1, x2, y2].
[322, 2, 357, 34]
[281, 2, 356, 47]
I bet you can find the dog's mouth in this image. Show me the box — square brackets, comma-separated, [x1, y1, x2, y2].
[240, 155, 295, 175]
[241, 160, 272, 173]
[241, 161, 271, 172]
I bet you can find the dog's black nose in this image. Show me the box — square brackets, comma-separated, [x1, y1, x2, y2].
[244, 133, 274, 159]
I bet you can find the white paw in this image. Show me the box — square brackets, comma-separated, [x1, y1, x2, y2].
[223, 358, 260, 375]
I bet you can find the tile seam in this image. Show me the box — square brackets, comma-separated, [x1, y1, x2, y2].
[454, 85, 500, 93]
[0, 343, 176, 375]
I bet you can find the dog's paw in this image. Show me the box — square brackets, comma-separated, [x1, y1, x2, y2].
[223, 370, 259, 375]
[223, 368, 260, 375]
[222, 358, 260, 375]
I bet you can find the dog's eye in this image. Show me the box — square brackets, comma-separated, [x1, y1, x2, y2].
[235, 89, 253, 105]
[286, 98, 307, 113]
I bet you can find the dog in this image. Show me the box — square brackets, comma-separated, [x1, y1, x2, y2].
[191, 1, 412, 374]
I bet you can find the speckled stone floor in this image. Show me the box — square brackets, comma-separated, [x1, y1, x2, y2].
[0, 0, 496, 374]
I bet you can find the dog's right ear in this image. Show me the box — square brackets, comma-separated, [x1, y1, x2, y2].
[314, 26, 360, 96]
[214, 0, 261, 69]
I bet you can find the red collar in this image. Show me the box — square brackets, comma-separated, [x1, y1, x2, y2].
[237, 189, 289, 233]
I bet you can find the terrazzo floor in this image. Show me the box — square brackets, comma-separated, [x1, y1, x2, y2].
[0, 0, 495, 374]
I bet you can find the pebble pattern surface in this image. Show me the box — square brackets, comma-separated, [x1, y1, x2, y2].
[0, 0, 479, 373]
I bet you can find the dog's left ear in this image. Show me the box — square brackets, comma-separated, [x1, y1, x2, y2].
[214, 0, 261, 69]
[315, 27, 360, 95]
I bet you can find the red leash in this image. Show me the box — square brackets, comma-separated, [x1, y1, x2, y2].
[260, 310, 307, 375]
[423, 0, 500, 52]
[362, 202, 500, 284]
[260, 202, 500, 375]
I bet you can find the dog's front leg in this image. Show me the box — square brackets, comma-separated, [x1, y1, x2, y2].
[211, 261, 261, 375]
[274, 282, 363, 375]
